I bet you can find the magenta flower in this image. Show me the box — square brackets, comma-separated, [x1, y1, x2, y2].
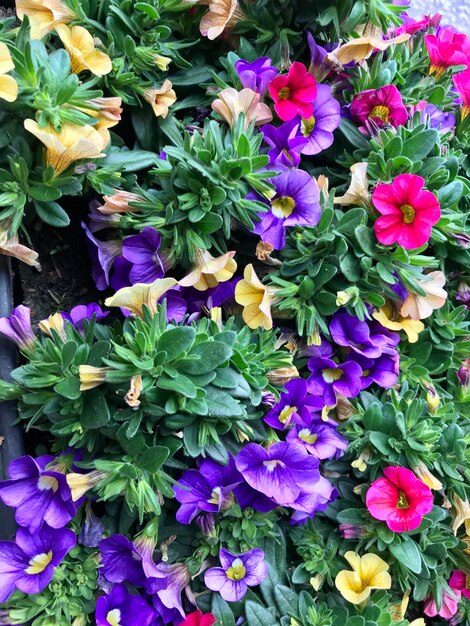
[372, 174, 441, 249]
[350, 85, 408, 134]
[307, 357, 363, 406]
[0, 305, 35, 352]
[235, 57, 278, 96]
[268, 62, 317, 121]
[449, 570, 470, 600]
[423, 588, 460, 619]
[425, 27, 470, 77]
[366, 466, 433, 532]
[453, 69, 470, 120]
[95, 584, 155, 626]
[204, 548, 267, 602]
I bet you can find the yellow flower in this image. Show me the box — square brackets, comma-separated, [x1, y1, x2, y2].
[212, 87, 273, 129]
[199, 0, 245, 40]
[24, 119, 106, 175]
[335, 551, 391, 604]
[38, 313, 66, 341]
[0, 42, 18, 102]
[66, 470, 105, 500]
[78, 365, 112, 391]
[400, 271, 447, 321]
[351, 448, 372, 472]
[56, 25, 112, 76]
[235, 264, 278, 330]
[143, 80, 176, 118]
[16, 0, 74, 39]
[179, 250, 237, 291]
[329, 24, 410, 65]
[152, 54, 172, 71]
[104, 277, 177, 317]
[451, 493, 470, 535]
[372, 301, 424, 343]
[413, 462, 443, 491]
[0, 233, 40, 268]
[408, 620, 426, 626]
[390, 589, 410, 621]
[334, 163, 369, 207]
[99, 190, 145, 215]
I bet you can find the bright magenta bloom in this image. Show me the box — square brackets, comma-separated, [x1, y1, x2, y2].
[372, 174, 441, 250]
[268, 62, 317, 121]
[180, 610, 216, 626]
[453, 69, 470, 120]
[350, 85, 408, 133]
[365, 466, 433, 532]
[423, 588, 460, 619]
[450, 570, 470, 600]
[425, 27, 470, 77]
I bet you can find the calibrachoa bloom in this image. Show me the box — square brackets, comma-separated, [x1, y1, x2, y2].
[179, 250, 237, 291]
[211, 87, 272, 129]
[449, 569, 470, 600]
[290, 475, 337, 524]
[400, 271, 447, 320]
[366, 466, 433, 532]
[423, 588, 460, 619]
[372, 174, 441, 249]
[56, 25, 112, 76]
[286, 419, 348, 460]
[453, 69, 470, 120]
[199, 0, 245, 40]
[335, 552, 391, 604]
[373, 301, 425, 343]
[16, 0, 75, 39]
[307, 357, 363, 406]
[179, 610, 216, 626]
[350, 85, 408, 134]
[234, 264, 278, 330]
[235, 57, 278, 96]
[409, 101, 456, 132]
[425, 27, 470, 77]
[0, 304, 35, 351]
[143, 80, 177, 118]
[330, 310, 399, 358]
[268, 62, 317, 121]
[0, 526, 75, 602]
[95, 584, 156, 626]
[61, 303, 108, 329]
[0, 42, 18, 102]
[295, 84, 341, 155]
[261, 118, 308, 167]
[263, 378, 321, 430]
[121, 226, 166, 285]
[204, 548, 267, 601]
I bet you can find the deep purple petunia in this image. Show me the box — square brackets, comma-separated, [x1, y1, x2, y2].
[235, 57, 278, 95]
[61, 303, 108, 330]
[95, 584, 156, 626]
[307, 33, 331, 81]
[204, 548, 267, 602]
[307, 357, 363, 406]
[263, 378, 321, 430]
[0, 305, 35, 352]
[297, 337, 334, 359]
[88, 199, 120, 233]
[349, 353, 399, 390]
[250, 168, 321, 249]
[121, 226, 166, 284]
[82, 222, 122, 291]
[294, 84, 341, 155]
[329, 311, 398, 358]
[0, 525, 76, 602]
[0, 455, 76, 533]
[235, 442, 320, 506]
[290, 476, 337, 524]
[261, 118, 308, 167]
[286, 419, 348, 459]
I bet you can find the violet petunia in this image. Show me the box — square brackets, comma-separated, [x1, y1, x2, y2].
[290, 475, 337, 524]
[307, 357, 363, 406]
[286, 419, 348, 459]
[349, 353, 399, 390]
[0, 305, 36, 351]
[204, 548, 267, 602]
[295, 84, 341, 155]
[409, 101, 456, 132]
[0, 455, 76, 534]
[82, 222, 122, 291]
[0, 525, 75, 602]
[122, 226, 166, 284]
[329, 311, 398, 358]
[235, 57, 278, 96]
[307, 33, 331, 81]
[297, 337, 334, 359]
[261, 118, 308, 167]
[95, 584, 156, 626]
[152, 562, 193, 617]
[235, 441, 320, 506]
[61, 303, 108, 330]
[263, 378, 321, 430]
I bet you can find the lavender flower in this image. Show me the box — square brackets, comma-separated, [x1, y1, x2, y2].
[307, 33, 331, 82]
[261, 119, 308, 167]
[96, 584, 155, 626]
[0, 526, 75, 602]
[263, 378, 321, 430]
[122, 226, 166, 284]
[78, 504, 104, 548]
[290, 476, 337, 524]
[0, 455, 76, 533]
[62, 303, 108, 330]
[286, 419, 348, 459]
[297, 337, 334, 359]
[204, 548, 267, 602]
[0, 305, 35, 352]
[307, 357, 363, 406]
[410, 101, 456, 132]
[295, 84, 341, 155]
[152, 562, 193, 617]
[82, 222, 121, 291]
[329, 311, 399, 358]
[235, 57, 278, 95]
[349, 353, 399, 390]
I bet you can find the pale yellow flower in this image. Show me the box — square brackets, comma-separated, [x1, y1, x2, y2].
[38, 313, 66, 341]
[66, 470, 105, 500]
[400, 271, 447, 320]
[0, 233, 40, 268]
[390, 589, 410, 621]
[79, 97, 123, 130]
[99, 190, 145, 214]
[413, 462, 443, 491]
[373, 301, 424, 343]
[104, 277, 177, 317]
[124, 375, 142, 408]
[335, 551, 391, 605]
[334, 163, 369, 207]
[212, 87, 272, 129]
[329, 25, 410, 66]
[152, 54, 171, 71]
[351, 448, 372, 472]
[408, 620, 426, 626]
[56, 25, 112, 76]
[235, 264, 278, 330]
[266, 366, 299, 385]
[179, 250, 237, 291]
[143, 80, 176, 118]
[78, 365, 112, 391]
[16, 0, 74, 39]
[199, 0, 245, 40]
[451, 493, 470, 535]
[0, 42, 18, 102]
[24, 119, 106, 175]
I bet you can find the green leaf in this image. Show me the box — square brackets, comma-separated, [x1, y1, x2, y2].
[205, 385, 243, 417]
[157, 374, 197, 398]
[138, 446, 170, 473]
[158, 326, 196, 361]
[102, 150, 159, 172]
[389, 538, 422, 574]
[245, 602, 279, 626]
[335, 208, 366, 234]
[211, 594, 235, 626]
[34, 200, 70, 227]
[81, 389, 110, 428]
[274, 585, 298, 618]
[402, 129, 439, 160]
[54, 376, 81, 400]
[179, 341, 233, 375]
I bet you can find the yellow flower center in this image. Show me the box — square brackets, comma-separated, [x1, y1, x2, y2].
[301, 116, 316, 137]
[369, 105, 390, 123]
[396, 491, 409, 509]
[208, 487, 221, 505]
[322, 368, 343, 383]
[25, 551, 53, 575]
[298, 428, 318, 444]
[278, 87, 290, 100]
[362, 369, 371, 377]
[264, 459, 285, 471]
[226, 559, 246, 581]
[400, 204, 415, 224]
[279, 405, 297, 424]
[271, 196, 296, 218]
[106, 609, 122, 626]
[466, 575, 470, 590]
[37, 475, 59, 492]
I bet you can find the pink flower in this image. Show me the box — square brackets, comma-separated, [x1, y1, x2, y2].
[372, 174, 441, 250]
[350, 85, 408, 134]
[423, 589, 461, 619]
[393, 13, 441, 37]
[425, 27, 470, 77]
[449, 570, 470, 600]
[366, 466, 433, 532]
[268, 62, 317, 121]
[453, 69, 470, 120]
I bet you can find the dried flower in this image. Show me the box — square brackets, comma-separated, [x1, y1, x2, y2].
[211, 87, 272, 129]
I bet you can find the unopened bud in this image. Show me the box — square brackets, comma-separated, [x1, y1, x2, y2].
[266, 366, 299, 385]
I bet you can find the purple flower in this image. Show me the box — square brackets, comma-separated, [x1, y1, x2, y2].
[235, 442, 320, 506]
[330, 311, 398, 358]
[204, 548, 267, 602]
[297, 337, 334, 359]
[88, 200, 120, 233]
[349, 353, 399, 390]
[286, 419, 348, 459]
[235, 57, 278, 95]
[250, 168, 321, 249]
[0, 305, 35, 351]
[307, 357, 363, 406]
[152, 563, 193, 617]
[96, 584, 155, 626]
[122, 226, 166, 284]
[78, 504, 104, 548]
[263, 378, 321, 430]
[307, 33, 331, 81]
[410, 101, 456, 132]
[0, 525, 75, 602]
[294, 84, 341, 155]
[290, 476, 337, 524]
[0, 455, 76, 534]
[61, 303, 108, 330]
[82, 222, 122, 291]
[261, 118, 308, 167]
